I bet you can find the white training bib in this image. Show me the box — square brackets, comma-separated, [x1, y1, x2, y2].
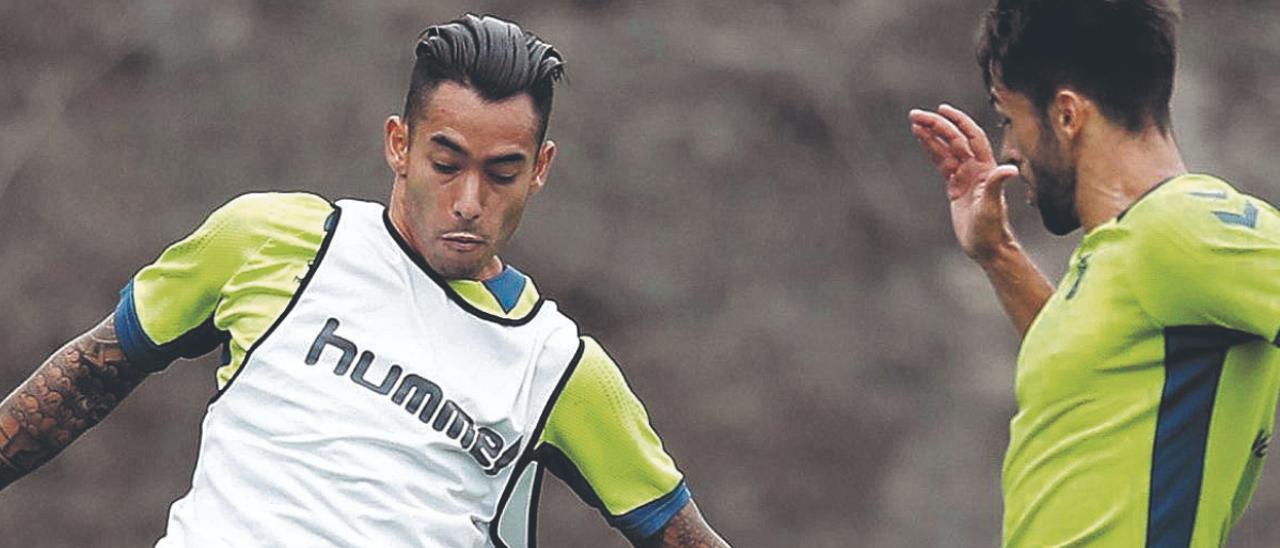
[157, 199, 582, 548]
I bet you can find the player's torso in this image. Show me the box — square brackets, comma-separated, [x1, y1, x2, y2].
[159, 199, 581, 548]
[1005, 181, 1280, 548]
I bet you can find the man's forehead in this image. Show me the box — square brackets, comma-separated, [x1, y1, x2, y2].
[416, 82, 540, 153]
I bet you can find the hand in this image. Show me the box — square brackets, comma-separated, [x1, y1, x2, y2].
[909, 104, 1021, 264]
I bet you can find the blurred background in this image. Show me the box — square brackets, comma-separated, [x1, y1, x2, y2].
[3, 0, 1280, 546]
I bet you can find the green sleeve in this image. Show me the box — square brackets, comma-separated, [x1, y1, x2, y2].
[1129, 175, 1280, 341]
[537, 337, 684, 517]
[128, 192, 331, 353]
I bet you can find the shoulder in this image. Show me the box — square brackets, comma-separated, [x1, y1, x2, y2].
[561, 336, 623, 401]
[211, 191, 335, 237]
[1122, 174, 1280, 259]
[1124, 174, 1276, 236]
[543, 336, 637, 441]
[1121, 174, 1280, 304]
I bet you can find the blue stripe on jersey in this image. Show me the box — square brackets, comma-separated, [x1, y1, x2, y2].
[483, 265, 528, 314]
[536, 443, 689, 541]
[1148, 326, 1254, 547]
[114, 280, 228, 372]
[613, 480, 692, 540]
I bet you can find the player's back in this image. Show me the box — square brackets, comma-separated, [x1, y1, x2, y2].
[1005, 174, 1280, 547]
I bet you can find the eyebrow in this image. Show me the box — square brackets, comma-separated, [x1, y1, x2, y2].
[486, 153, 527, 166]
[430, 134, 467, 156]
[429, 133, 528, 166]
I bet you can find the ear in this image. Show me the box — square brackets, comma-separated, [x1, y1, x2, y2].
[529, 139, 557, 197]
[1050, 90, 1090, 142]
[384, 115, 410, 179]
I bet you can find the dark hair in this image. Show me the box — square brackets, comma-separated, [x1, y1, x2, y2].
[403, 14, 565, 143]
[977, 0, 1181, 133]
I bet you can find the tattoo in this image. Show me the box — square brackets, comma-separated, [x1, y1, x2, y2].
[0, 316, 150, 489]
[637, 500, 730, 548]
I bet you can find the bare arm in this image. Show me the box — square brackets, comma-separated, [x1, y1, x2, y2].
[636, 500, 730, 548]
[909, 104, 1052, 337]
[978, 241, 1053, 337]
[0, 315, 152, 489]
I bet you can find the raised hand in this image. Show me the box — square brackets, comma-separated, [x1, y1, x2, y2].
[908, 104, 1052, 337]
[909, 104, 1021, 264]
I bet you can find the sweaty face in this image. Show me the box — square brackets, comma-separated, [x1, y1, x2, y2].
[992, 86, 1081, 236]
[384, 81, 554, 280]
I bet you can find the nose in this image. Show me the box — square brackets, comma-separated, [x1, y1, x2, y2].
[999, 137, 1021, 166]
[452, 174, 483, 222]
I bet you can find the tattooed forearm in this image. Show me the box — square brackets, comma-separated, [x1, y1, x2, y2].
[637, 500, 730, 548]
[0, 316, 150, 490]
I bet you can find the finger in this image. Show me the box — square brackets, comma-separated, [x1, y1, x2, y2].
[988, 164, 1020, 187]
[979, 164, 1021, 203]
[938, 104, 995, 163]
[912, 110, 974, 160]
[912, 126, 963, 182]
[907, 108, 939, 125]
[911, 124, 949, 166]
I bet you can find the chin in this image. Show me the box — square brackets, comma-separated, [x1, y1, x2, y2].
[1030, 167, 1080, 236]
[435, 261, 484, 280]
[1038, 202, 1082, 236]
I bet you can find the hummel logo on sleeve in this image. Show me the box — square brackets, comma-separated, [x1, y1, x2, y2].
[1254, 431, 1271, 459]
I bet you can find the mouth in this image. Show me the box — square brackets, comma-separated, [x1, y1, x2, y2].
[1018, 169, 1035, 205]
[440, 231, 487, 253]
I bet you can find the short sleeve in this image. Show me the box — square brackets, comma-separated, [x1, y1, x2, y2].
[1128, 178, 1280, 343]
[536, 337, 689, 540]
[115, 193, 319, 370]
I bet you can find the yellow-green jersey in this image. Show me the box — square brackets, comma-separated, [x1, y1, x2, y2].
[114, 193, 688, 544]
[1006, 174, 1280, 547]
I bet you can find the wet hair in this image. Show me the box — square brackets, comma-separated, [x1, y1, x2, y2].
[977, 0, 1181, 133]
[403, 14, 565, 143]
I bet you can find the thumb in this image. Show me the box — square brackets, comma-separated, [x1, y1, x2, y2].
[980, 164, 1020, 202]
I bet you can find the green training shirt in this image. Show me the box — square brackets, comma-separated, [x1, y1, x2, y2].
[1005, 174, 1280, 547]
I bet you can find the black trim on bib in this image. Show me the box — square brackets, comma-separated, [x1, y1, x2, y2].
[209, 205, 342, 405]
[380, 209, 545, 327]
[489, 339, 586, 548]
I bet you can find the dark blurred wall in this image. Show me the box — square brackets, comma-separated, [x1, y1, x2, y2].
[2, 1, 1279, 546]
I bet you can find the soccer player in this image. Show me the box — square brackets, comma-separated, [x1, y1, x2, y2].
[911, 1, 1280, 546]
[0, 14, 729, 548]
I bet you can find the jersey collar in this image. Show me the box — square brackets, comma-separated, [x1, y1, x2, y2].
[380, 209, 544, 325]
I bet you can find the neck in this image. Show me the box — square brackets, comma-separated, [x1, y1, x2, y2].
[1074, 126, 1187, 232]
[469, 257, 506, 281]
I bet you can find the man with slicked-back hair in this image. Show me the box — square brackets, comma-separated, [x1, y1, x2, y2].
[0, 14, 729, 547]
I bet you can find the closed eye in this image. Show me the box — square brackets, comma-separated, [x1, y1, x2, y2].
[489, 172, 517, 184]
[433, 162, 460, 175]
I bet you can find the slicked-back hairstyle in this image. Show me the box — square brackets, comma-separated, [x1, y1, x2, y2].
[403, 14, 565, 144]
[977, 0, 1181, 134]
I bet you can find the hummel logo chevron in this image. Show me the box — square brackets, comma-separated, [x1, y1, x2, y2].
[1189, 190, 1228, 200]
[1254, 431, 1271, 458]
[1066, 254, 1090, 301]
[1214, 202, 1259, 229]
